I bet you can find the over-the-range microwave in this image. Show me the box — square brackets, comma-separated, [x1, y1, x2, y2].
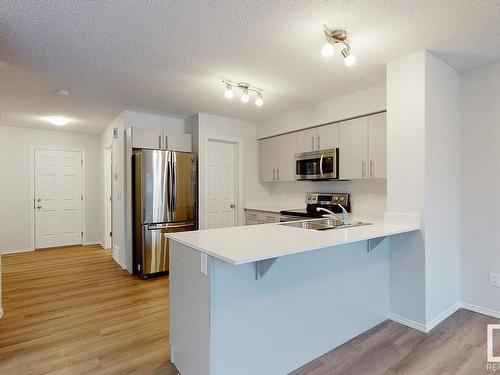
[295, 148, 339, 180]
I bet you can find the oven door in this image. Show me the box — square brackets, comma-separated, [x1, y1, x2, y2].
[295, 148, 338, 180]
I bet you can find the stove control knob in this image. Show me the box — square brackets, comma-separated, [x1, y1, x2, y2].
[307, 195, 311, 200]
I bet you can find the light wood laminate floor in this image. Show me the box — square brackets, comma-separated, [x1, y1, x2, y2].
[291, 308, 500, 375]
[2, 246, 499, 375]
[0, 245, 178, 375]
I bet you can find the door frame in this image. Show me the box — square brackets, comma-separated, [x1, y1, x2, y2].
[202, 136, 242, 229]
[104, 145, 113, 250]
[31, 146, 86, 250]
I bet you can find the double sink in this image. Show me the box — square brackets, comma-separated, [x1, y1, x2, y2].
[280, 218, 372, 231]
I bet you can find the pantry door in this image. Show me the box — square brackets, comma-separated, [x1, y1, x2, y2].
[206, 140, 236, 229]
[35, 149, 83, 249]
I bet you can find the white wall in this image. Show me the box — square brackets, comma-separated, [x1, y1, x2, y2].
[0, 126, 102, 252]
[461, 61, 500, 315]
[260, 180, 387, 220]
[188, 113, 270, 229]
[386, 50, 461, 328]
[424, 52, 461, 322]
[99, 110, 186, 270]
[100, 113, 126, 267]
[386, 51, 427, 325]
[257, 83, 386, 139]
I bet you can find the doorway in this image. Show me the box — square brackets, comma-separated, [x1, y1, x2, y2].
[205, 139, 237, 229]
[104, 146, 113, 250]
[34, 148, 83, 249]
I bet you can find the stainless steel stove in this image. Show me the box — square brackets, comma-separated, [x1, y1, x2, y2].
[280, 193, 350, 221]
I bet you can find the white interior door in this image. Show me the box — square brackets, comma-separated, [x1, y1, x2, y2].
[35, 149, 82, 249]
[206, 140, 236, 229]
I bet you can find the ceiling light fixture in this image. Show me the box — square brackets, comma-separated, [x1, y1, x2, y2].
[222, 80, 264, 107]
[43, 116, 72, 126]
[255, 93, 264, 106]
[321, 27, 356, 66]
[224, 83, 234, 99]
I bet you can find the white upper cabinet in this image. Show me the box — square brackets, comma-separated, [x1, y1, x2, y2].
[316, 123, 339, 151]
[259, 138, 277, 182]
[131, 127, 192, 152]
[164, 132, 192, 152]
[131, 127, 164, 149]
[339, 117, 369, 180]
[259, 133, 297, 182]
[277, 133, 297, 182]
[296, 128, 317, 153]
[259, 112, 386, 182]
[368, 112, 387, 179]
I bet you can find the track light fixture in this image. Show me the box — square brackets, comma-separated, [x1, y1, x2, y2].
[321, 27, 356, 66]
[222, 80, 264, 107]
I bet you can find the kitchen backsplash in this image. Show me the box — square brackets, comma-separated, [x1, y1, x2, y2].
[259, 179, 387, 219]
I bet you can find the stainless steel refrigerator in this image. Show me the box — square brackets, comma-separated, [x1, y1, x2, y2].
[133, 149, 197, 278]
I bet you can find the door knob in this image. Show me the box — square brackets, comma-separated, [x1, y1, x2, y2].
[36, 205, 42, 209]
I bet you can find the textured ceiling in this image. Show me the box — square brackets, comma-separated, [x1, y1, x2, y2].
[1, 1, 500, 134]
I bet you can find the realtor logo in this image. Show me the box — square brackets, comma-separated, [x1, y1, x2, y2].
[488, 324, 500, 365]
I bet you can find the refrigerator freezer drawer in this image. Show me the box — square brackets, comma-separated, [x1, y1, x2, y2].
[138, 222, 196, 277]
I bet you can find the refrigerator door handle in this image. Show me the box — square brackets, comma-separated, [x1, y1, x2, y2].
[147, 221, 196, 230]
[172, 152, 177, 211]
[166, 151, 173, 214]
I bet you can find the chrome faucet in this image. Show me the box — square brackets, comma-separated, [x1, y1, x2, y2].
[316, 204, 349, 225]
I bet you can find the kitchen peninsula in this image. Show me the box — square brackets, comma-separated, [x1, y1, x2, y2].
[167, 219, 419, 375]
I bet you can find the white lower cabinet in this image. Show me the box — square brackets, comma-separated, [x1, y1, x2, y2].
[245, 210, 281, 225]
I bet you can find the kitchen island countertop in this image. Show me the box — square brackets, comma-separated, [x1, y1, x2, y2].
[166, 219, 420, 265]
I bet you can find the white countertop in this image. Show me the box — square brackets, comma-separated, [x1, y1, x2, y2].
[244, 202, 302, 213]
[166, 219, 420, 265]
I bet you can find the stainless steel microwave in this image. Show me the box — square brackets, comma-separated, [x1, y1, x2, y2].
[295, 148, 339, 180]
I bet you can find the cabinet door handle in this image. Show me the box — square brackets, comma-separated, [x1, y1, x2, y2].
[361, 160, 366, 178]
[158, 135, 162, 149]
[370, 160, 374, 178]
[277, 168, 280, 181]
[273, 168, 276, 181]
[317, 135, 320, 150]
[165, 136, 169, 150]
[311, 136, 315, 151]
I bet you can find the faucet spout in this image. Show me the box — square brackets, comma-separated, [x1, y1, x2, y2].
[316, 204, 349, 225]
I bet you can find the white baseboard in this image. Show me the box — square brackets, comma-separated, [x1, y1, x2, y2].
[1, 247, 34, 255]
[0, 308, 3, 319]
[426, 302, 461, 332]
[391, 301, 498, 334]
[389, 312, 427, 333]
[461, 302, 500, 320]
[83, 241, 100, 246]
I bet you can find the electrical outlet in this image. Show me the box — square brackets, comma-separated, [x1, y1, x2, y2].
[490, 272, 500, 288]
